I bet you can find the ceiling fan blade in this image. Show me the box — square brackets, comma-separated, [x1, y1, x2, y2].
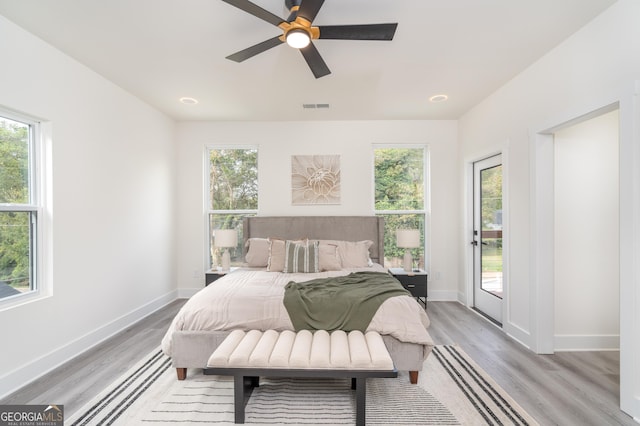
[318, 23, 398, 40]
[221, 0, 285, 27]
[226, 36, 284, 62]
[296, 0, 325, 23]
[300, 42, 331, 79]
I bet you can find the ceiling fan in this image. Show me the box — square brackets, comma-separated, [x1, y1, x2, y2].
[221, 0, 398, 79]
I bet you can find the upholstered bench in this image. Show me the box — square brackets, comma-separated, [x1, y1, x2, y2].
[204, 329, 398, 426]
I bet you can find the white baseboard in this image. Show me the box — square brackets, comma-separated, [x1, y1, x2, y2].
[504, 322, 533, 350]
[177, 287, 201, 298]
[554, 334, 620, 351]
[427, 290, 459, 301]
[456, 290, 469, 305]
[0, 289, 178, 400]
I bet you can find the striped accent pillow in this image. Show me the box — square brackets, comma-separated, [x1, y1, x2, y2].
[283, 240, 320, 273]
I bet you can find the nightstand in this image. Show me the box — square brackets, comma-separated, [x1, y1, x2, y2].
[389, 268, 428, 309]
[205, 267, 238, 286]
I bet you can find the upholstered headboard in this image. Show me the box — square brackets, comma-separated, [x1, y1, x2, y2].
[243, 216, 385, 264]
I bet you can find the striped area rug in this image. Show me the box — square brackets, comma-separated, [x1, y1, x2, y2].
[68, 346, 538, 425]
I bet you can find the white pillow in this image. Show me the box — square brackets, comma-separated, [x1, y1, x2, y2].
[320, 240, 373, 268]
[317, 242, 342, 271]
[245, 238, 270, 267]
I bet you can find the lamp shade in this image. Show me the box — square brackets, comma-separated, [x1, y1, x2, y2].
[396, 229, 421, 248]
[214, 229, 238, 248]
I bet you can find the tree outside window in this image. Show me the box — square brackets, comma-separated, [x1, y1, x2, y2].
[207, 148, 258, 268]
[0, 114, 37, 301]
[374, 147, 427, 268]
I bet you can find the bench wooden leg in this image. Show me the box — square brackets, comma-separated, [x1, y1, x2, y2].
[233, 375, 246, 424]
[176, 368, 187, 380]
[409, 370, 418, 384]
[233, 375, 258, 424]
[354, 377, 366, 426]
[250, 376, 260, 387]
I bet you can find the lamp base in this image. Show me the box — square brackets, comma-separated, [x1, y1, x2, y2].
[403, 249, 413, 272]
[221, 250, 231, 272]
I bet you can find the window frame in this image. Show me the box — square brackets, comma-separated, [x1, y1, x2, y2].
[204, 145, 259, 270]
[372, 144, 430, 270]
[0, 108, 47, 310]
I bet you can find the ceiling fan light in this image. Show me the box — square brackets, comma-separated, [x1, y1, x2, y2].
[286, 29, 311, 49]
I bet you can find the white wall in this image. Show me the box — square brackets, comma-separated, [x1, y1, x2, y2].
[0, 16, 176, 398]
[459, 0, 640, 417]
[175, 120, 460, 301]
[554, 110, 619, 350]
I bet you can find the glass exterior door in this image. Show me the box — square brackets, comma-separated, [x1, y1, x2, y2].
[473, 154, 503, 324]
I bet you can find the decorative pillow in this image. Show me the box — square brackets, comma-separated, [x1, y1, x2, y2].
[320, 239, 373, 268]
[318, 242, 342, 271]
[267, 238, 286, 272]
[267, 238, 306, 272]
[245, 238, 270, 267]
[283, 240, 320, 273]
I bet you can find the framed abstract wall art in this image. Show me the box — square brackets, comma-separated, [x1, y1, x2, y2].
[291, 155, 341, 205]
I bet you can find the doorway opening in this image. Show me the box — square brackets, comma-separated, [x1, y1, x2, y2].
[533, 104, 623, 410]
[553, 109, 620, 352]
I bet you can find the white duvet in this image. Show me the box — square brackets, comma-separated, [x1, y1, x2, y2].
[161, 265, 433, 356]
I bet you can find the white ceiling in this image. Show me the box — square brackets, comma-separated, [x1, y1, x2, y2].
[0, 0, 616, 121]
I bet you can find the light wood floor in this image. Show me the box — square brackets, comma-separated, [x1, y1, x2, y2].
[0, 299, 186, 415]
[428, 302, 635, 426]
[1, 300, 635, 425]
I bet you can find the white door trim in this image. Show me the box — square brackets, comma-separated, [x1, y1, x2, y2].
[530, 90, 640, 418]
[472, 154, 503, 324]
[529, 132, 555, 354]
[464, 149, 509, 328]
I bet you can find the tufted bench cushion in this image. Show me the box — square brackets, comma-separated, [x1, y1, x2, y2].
[204, 329, 397, 425]
[207, 329, 394, 370]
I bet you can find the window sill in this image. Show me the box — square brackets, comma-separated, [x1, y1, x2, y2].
[0, 290, 51, 312]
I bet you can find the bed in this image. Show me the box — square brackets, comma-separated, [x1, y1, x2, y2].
[161, 216, 434, 383]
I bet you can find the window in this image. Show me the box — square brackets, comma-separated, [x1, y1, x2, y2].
[206, 147, 258, 268]
[0, 112, 40, 303]
[374, 146, 427, 269]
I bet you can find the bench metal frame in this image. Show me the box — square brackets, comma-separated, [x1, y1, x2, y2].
[204, 367, 398, 426]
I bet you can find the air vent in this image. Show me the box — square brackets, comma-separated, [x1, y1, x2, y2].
[302, 103, 330, 109]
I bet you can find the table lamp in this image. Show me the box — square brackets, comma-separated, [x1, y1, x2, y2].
[396, 229, 421, 272]
[214, 229, 238, 272]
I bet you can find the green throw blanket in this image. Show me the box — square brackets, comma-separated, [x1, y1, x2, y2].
[283, 271, 411, 332]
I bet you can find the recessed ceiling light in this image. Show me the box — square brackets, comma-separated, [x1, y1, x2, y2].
[180, 97, 199, 105]
[429, 94, 448, 103]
